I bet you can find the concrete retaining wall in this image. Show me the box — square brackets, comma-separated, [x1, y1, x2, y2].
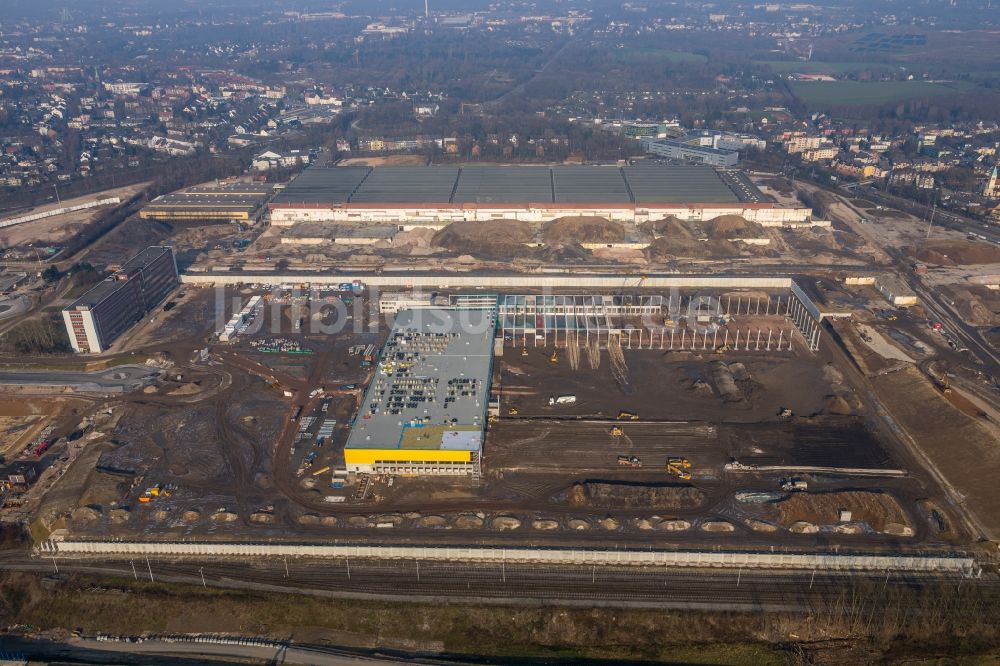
[181, 273, 796, 290]
[41, 540, 977, 574]
[0, 197, 121, 229]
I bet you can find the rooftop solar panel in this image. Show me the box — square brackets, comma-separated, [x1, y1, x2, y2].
[348, 166, 459, 204]
[623, 164, 739, 204]
[552, 166, 632, 203]
[271, 164, 749, 207]
[452, 166, 553, 204]
[271, 166, 371, 205]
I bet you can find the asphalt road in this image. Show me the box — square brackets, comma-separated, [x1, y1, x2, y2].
[0, 636, 440, 665]
[0, 364, 159, 392]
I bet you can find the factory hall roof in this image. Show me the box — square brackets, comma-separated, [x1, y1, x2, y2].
[270, 163, 763, 207]
[346, 308, 496, 453]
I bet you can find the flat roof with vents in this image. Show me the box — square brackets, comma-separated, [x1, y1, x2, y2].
[346, 308, 496, 453]
[270, 163, 762, 208]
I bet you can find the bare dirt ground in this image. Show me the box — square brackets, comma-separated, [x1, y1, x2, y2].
[498, 346, 838, 422]
[872, 366, 1000, 539]
[760, 490, 912, 534]
[0, 183, 148, 247]
[907, 240, 1000, 267]
[432, 220, 534, 258]
[338, 156, 427, 167]
[0, 397, 88, 460]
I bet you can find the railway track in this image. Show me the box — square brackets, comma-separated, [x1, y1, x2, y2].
[21, 557, 1000, 614]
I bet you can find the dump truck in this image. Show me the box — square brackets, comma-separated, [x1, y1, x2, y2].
[618, 455, 642, 467]
[668, 457, 691, 469]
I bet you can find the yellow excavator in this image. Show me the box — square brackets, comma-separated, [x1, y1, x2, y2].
[521, 347, 529, 357]
[666, 457, 692, 480]
[617, 410, 639, 421]
[610, 426, 624, 437]
[549, 350, 558, 364]
[508, 407, 519, 416]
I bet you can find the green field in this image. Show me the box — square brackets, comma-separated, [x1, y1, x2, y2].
[790, 80, 976, 106]
[616, 48, 708, 64]
[755, 60, 890, 75]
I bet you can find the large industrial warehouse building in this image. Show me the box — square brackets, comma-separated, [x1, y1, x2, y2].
[268, 163, 811, 226]
[344, 308, 496, 476]
[140, 183, 274, 222]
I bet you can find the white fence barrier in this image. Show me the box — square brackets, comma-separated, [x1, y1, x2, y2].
[0, 197, 121, 229]
[40, 540, 978, 575]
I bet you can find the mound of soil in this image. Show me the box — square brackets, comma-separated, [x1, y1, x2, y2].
[542, 216, 626, 244]
[565, 481, 704, 509]
[432, 220, 534, 257]
[906, 241, 1000, 266]
[766, 491, 909, 532]
[640, 215, 697, 239]
[454, 514, 484, 529]
[704, 215, 763, 239]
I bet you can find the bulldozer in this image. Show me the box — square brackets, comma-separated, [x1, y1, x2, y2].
[617, 410, 639, 421]
[610, 426, 624, 437]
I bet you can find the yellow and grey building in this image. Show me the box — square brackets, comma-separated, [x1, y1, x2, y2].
[345, 308, 496, 477]
[140, 183, 274, 222]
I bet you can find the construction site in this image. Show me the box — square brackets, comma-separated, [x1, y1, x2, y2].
[8, 269, 984, 563]
[0, 158, 993, 593]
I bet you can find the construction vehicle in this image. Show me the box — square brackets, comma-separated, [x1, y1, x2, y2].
[610, 426, 624, 437]
[715, 345, 730, 353]
[666, 465, 691, 480]
[617, 410, 639, 421]
[665, 458, 691, 480]
[521, 347, 529, 356]
[549, 394, 576, 406]
[778, 407, 793, 419]
[926, 363, 953, 395]
[549, 350, 558, 364]
[312, 466, 331, 477]
[781, 478, 808, 491]
[508, 407, 519, 416]
[664, 317, 675, 326]
[618, 455, 642, 467]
